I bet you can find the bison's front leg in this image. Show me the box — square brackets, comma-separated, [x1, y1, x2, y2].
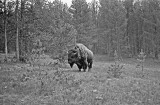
[77, 64, 82, 72]
[69, 63, 74, 68]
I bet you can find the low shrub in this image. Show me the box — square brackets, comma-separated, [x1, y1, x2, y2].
[107, 63, 124, 78]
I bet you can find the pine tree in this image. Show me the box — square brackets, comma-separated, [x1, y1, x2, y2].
[69, 0, 91, 44]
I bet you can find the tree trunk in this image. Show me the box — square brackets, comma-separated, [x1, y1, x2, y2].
[4, 0, 8, 61]
[135, 18, 139, 55]
[108, 33, 111, 56]
[20, 0, 23, 56]
[154, 47, 158, 59]
[16, 0, 19, 60]
[152, 14, 158, 59]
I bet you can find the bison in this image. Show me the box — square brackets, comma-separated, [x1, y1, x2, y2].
[68, 49, 83, 71]
[68, 43, 93, 72]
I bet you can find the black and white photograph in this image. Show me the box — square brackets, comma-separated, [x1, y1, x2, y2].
[0, 0, 160, 104]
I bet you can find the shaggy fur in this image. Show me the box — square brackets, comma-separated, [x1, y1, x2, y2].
[68, 43, 93, 72]
[74, 43, 93, 71]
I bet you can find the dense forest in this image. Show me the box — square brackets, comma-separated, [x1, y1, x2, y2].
[0, 0, 160, 61]
[1, 1, 160, 105]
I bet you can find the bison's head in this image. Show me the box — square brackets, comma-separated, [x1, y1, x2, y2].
[68, 49, 79, 68]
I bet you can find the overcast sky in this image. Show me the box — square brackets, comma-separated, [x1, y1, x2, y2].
[48, 0, 94, 6]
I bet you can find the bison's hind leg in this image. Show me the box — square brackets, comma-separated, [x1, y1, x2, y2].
[83, 60, 88, 72]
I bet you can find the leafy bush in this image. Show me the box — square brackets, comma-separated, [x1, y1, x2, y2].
[107, 63, 124, 78]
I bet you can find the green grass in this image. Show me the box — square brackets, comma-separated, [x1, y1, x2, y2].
[0, 55, 160, 105]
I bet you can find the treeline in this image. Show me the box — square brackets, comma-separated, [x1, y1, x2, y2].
[0, 0, 160, 60]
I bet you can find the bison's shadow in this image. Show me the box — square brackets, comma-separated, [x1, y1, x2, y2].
[63, 69, 84, 73]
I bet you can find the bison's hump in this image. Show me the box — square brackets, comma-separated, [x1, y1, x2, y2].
[75, 43, 93, 60]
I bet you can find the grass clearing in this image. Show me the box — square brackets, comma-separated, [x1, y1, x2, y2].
[0, 55, 160, 105]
